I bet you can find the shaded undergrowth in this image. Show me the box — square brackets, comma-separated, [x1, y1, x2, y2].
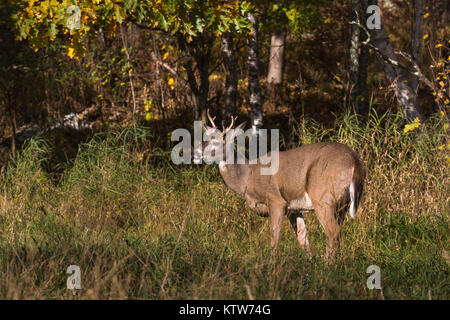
[0, 110, 448, 299]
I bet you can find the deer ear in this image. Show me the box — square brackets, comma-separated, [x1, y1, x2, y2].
[225, 121, 246, 142]
[235, 121, 246, 131]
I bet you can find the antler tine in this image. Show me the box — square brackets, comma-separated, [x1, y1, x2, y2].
[223, 115, 236, 133]
[207, 109, 217, 128]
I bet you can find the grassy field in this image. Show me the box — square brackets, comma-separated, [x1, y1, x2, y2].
[0, 110, 448, 299]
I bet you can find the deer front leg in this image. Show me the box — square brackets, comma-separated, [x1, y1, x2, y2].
[288, 212, 312, 255]
[269, 202, 286, 254]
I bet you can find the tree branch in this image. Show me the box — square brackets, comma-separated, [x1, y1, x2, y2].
[150, 52, 188, 87]
[349, 11, 436, 93]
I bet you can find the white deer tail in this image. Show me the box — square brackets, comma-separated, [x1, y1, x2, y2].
[348, 162, 366, 219]
[349, 179, 356, 219]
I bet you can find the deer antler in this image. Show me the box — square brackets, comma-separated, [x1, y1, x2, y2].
[222, 116, 236, 134]
[207, 109, 217, 128]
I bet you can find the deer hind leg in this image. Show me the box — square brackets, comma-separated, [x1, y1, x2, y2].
[288, 211, 312, 255]
[314, 204, 341, 263]
[269, 202, 287, 254]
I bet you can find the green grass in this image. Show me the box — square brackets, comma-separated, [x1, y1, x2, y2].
[0, 110, 448, 299]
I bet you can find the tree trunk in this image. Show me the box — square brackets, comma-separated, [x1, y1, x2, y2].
[349, 0, 362, 112]
[349, 0, 369, 113]
[364, 0, 423, 121]
[7, 92, 17, 161]
[412, 0, 422, 92]
[247, 13, 263, 132]
[197, 46, 210, 124]
[178, 36, 211, 123]
[267, 31, 286, 103]
[357, 38, 369, 113]
[221, 32, 238, 124]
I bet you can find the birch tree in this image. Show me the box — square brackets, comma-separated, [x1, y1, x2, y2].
[411, 0, 423, 92]
[349, 0, 369, 113]
[362, 0, 423, 121]
[221, 32, 238, 124]
[247, 12, 263, 132]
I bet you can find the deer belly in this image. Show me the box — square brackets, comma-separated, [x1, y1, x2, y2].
[254, 203, 269, 216]
[288, 193, 314, 211]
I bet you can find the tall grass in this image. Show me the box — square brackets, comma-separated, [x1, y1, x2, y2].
[0, 111, 448, 299]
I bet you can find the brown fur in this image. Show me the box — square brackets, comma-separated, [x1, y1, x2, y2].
[202, 116, 367, 262]
[218, 141, 367, 262]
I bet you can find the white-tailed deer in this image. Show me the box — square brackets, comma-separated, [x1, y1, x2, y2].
[200, 112, 367, 261]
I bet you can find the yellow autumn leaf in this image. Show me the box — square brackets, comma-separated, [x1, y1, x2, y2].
[423, 34, 429, 40]
[145, 112, 152, 121]
[438, 144, 445, 150]
[170, 85, 175, 90]
[162, 52, 169, 60]
[67, 47, 75, 58]
[403, 117, 421, 133]
[144, 99, 152, 111]
[435, 43, 443, 48]
[168, 78, 174, 85]
[439, 81, 445, 87]
[423, 12, 429, 18]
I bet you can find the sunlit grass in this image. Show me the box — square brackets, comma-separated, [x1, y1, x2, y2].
[0, 111, 448, 299]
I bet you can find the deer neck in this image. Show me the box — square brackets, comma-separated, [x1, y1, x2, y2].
[218, 160, 251, 196]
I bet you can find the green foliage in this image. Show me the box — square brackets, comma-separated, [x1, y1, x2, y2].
[7, 0, 252, 58]
[259, 0, 330, 34]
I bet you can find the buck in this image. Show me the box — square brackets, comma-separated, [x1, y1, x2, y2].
[200, 112, 367, 261]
